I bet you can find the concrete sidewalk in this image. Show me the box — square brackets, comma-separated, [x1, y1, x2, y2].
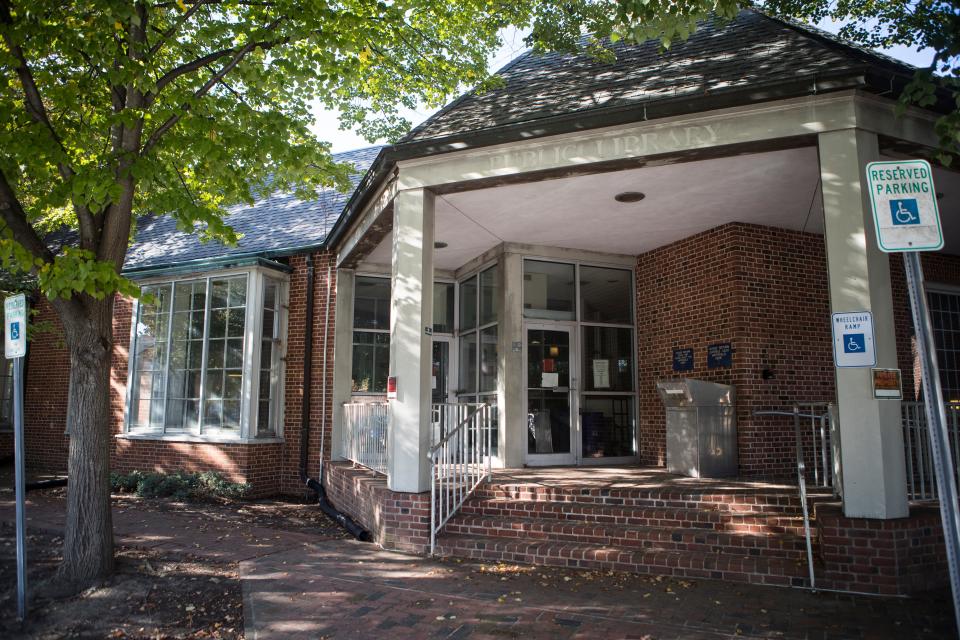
[1, 494, 955, 639]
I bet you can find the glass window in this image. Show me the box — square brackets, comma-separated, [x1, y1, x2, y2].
[480, 326, 498, 393]
[353, 276, 391, 330]
[930, 290, 960, 403]
[127, 271, 282, 439]
[580, 266, 632, 324]
[202, 276, 247, 431]
[257, 278, 283, 435]
[460, 275, 477, 331]
[351, 276, 391, 393]
[581, 396, 634, 458]
[581, 326, 634, 392]
[480, 265, 499, 325]
[434, 282, 455, 334]
[523, 260, 575, 320]
[130, 283, 171, 431]
[459, 331, 478, 395]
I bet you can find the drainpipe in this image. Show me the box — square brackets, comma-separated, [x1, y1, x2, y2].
[298, 254, 370, 541]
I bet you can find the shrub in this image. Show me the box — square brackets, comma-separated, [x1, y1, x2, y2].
[110, 470, 251, 501]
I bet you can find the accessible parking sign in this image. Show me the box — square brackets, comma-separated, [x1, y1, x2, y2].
[832, 311, 876, 368]
[866, 159, 942, 252]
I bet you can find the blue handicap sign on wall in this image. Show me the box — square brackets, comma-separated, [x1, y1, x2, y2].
[843, 333, 865, 353]
[9, 322, 19, 341]
[890, 198, 920, 226]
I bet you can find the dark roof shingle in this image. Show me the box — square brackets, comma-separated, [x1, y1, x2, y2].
[123, 145, 382, 272]
[401, 10, 913, 143]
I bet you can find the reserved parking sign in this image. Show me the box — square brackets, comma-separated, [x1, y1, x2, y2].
[4, 294, 26, 359]
[866, 159, 942, 252]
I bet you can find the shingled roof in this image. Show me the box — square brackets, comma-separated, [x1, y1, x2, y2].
[400, 9, 915, 144]
[123, 146, 382, 272]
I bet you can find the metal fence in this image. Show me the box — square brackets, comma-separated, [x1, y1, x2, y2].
[341, 402, 390, 475]
[429, 402, 492, 555]
[902, 401, 960, 500]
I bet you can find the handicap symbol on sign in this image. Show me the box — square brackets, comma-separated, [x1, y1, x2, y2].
[9, 322, 19, 341]
[844, 333, 865, 353]
[890, 199, 920, 226]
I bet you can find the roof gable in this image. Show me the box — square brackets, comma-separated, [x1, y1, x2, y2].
[401, 9, 914, 144]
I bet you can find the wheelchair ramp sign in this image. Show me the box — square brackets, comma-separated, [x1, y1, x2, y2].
[832, 311, 876, 367]
[867, 159, 942, 252]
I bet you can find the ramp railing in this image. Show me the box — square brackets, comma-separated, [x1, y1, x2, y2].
[902, 401, 960, 501]
[429, 402, 492, 555]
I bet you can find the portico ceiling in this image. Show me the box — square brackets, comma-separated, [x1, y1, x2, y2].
[358, 146, 960, 272]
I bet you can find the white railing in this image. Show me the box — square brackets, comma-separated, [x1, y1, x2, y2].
[342, 402, 389, 475]
[429, 402, 492, 555]
[902, 401, 960, 501]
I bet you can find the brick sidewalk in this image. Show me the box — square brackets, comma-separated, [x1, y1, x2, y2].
[1, 493, 956, 639]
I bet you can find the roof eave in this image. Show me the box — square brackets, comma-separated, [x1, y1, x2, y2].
[327, 70, 901, 254]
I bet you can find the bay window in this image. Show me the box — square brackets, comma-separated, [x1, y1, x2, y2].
[126, 268, 287, 440]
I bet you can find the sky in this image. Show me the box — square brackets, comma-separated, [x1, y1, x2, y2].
[310, 19, 935, 154]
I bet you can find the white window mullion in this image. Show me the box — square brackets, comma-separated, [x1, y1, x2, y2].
[241, 271, 262, 440]
[196, 277, 212, 436]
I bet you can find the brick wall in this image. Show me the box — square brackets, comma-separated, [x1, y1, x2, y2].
[323, 461, 432, 553]
[817, 502, 948, 595]
[636, 222, 835, 478]
[22, 296, 70, 471]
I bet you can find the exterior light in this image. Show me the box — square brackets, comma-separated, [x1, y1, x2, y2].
[434, 241, 448, 249]
[614, 191, 645, 203]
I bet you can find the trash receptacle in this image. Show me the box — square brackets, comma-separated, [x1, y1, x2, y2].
[656, 379, 737, 478]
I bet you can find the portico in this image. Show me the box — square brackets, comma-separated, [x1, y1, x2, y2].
[330, 85, 957, 520]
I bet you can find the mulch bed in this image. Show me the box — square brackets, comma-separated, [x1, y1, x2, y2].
[0, 525, 243, 639]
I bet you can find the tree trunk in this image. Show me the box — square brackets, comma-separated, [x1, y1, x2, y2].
[54, 294, 116, 588]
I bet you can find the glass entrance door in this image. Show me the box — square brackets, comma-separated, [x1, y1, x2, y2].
[525, 326, 576, 465]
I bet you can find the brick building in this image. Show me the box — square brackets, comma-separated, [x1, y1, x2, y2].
[8, 10, 960, 594]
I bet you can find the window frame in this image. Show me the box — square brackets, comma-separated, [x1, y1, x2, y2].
[351, 273, 392, 395]
[122, 265, 288, 442]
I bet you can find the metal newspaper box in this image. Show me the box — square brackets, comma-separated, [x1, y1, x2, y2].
[656, 379, 737, 478]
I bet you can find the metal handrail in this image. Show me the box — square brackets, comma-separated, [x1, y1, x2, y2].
[429, 402, 492, 555]
[753, 402, 837, 591]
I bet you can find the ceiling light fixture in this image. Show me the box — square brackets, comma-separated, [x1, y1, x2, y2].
[614, 191, 645, 203]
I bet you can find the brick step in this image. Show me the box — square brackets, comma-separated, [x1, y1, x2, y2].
[458, 498, 812, 536]
[475, 484, 832, 514]
[442, 515, 810, 560]
[434, 534, 812, 588]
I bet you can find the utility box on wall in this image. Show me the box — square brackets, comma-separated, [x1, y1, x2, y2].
[656, 379, 738, 478]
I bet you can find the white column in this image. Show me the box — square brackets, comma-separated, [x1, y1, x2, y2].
[499, 251, 525, 468]
[820, 128, 909, 519]
[387, 189, 435, 492]
[331, 268, 355, 461]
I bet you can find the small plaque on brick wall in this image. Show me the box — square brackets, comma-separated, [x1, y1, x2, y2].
[672, 348, 694, 372]
[707, 343, 732, 369]
[872, 368, 902, 399]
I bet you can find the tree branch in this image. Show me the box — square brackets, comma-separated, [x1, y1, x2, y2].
[148, 0, 209, 58]
[0, 169, 56, 265]
[141, 18, 288, 154]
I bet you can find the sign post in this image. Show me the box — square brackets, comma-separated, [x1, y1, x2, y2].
[5, 292, 27, 621]
[867, 159, 960, 632]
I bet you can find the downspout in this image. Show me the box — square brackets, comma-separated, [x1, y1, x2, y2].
[298, 254, 370, 541]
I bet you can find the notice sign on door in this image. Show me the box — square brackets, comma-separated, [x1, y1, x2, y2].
[866, 160, 942, 252]
[4, 293, 26, 359]
[832, 311, 876, 368]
